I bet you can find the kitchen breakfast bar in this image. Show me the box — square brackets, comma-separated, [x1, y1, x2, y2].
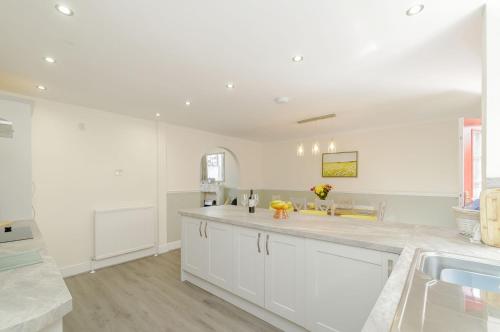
[179, 205, 500, 332]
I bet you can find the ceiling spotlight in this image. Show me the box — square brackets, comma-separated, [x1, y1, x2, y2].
[44, 57, 56, 64]
[274, 97, 290, 104]
[37, 85, 47, 91]
[292, 55, 304, 62]
[406, 4, 424, 16]
[225, 82, 234, 89]
[55, 4, 74, 16]
[155, 113, 161, 117]
[185, 100, 191, 106]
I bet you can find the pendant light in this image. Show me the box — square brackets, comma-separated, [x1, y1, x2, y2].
[295, 112, 337, 157]
[327, 140, 337, 153]
[311, 118, 321, 156]
[296, 143, 305, 157]
[312, 142, 320, 156]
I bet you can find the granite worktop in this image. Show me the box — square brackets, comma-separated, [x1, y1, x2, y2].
[0, 220, 72, 332]
[179, 205, 500, 332]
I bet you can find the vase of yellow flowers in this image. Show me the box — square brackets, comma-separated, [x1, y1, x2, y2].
[310, 184, 334, 200]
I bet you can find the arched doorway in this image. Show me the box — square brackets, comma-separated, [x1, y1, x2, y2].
[200, 147, 240, 206]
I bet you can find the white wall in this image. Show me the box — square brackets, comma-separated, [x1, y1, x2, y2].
[31, 98, 166, 269]
[164, 126, 262, 243]
[484, 2, 500, 184]
[0, 96, 32, 221]
[223, 149, 240, 188]
[14, 93, 261, 271]
[1, 89, 471, 268]
[262, 120, 460, 196]
[166, 124, 262, 192]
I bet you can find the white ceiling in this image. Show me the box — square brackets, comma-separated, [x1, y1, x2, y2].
[0, 0, 484, 141]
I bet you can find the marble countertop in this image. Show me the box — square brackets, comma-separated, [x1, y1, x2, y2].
[179, 205, 500, 332]
[0, 220, 72, 332]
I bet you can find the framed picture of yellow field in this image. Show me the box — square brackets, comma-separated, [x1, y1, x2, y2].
[322, 151, 358, 177]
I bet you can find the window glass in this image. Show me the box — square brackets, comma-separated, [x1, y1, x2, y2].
[206, 152, 225, 182]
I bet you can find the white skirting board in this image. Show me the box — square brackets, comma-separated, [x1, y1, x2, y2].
[159, 240, 181, 254]
[60, 241, 181, 278]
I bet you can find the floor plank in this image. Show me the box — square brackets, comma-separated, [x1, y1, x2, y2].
[63, 250, 281, 332]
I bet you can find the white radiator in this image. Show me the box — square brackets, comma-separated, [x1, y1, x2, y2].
[93, 206, 155, 261]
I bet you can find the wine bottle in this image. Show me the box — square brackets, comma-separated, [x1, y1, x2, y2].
[248, 189, 255, 213]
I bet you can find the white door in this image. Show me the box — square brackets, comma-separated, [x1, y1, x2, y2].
[206, 221, 234, 291]
[232, 226, 266, 306]
[265, 232, 306, 326]
[305, 239, 396, 332]
[181, 217, 207, 278]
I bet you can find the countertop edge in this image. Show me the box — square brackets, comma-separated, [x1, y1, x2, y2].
[179, 210, 404, 254]
[0, 221, 73, 332]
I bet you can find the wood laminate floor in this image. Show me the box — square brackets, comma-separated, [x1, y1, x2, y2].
[63, 249, 280, 332]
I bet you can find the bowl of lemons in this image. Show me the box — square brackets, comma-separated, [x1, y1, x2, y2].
[270, 200, 293, 220]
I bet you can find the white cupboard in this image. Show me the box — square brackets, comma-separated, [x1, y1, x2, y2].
[305, 239, 398, 332]
[206, 221, 234, 291]
[265, 232, 305, 326]
[181, 217, 207, 278]
[232, 226, 266, 306]
[181, 216, 399, 332]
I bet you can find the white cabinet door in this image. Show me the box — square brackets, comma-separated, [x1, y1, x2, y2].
[181, 217, 207, 278]
[305, 239, 398, 332]
[232, 226, 266, 307]
[206, 221, 234, 291]
[265, 232, 306, 326]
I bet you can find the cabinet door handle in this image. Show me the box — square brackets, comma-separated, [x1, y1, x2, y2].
[199, 221, 202, 238]
[257, 233, 261, 253]
[204, 222, 208, 238]
[266, 234, 270, 255]
[388, 259, 394, 278]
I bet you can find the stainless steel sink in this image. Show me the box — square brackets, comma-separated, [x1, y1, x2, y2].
[391, 249, 500, 331]
[420, 251, 500, 293]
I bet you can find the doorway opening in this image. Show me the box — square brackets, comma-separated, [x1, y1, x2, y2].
[459, 118, 482, 208]
[200, 147, 240, 206]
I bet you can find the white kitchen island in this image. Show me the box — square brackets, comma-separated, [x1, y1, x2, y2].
[179, 205, 500, 332]
[179, 206, 404, 332]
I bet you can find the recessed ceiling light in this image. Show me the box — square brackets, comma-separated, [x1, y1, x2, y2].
[37, 85, 47, 91]
[44, 56, 56, 64]
[274, 97, 290, 104]
[292, 55, 304, 62]
[155, 113, 161, 117]
[406, 4, 424, 16]
[225, 82, 234, 89]
[55, 4, 74, 16]
[185, 100, 191, 106]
